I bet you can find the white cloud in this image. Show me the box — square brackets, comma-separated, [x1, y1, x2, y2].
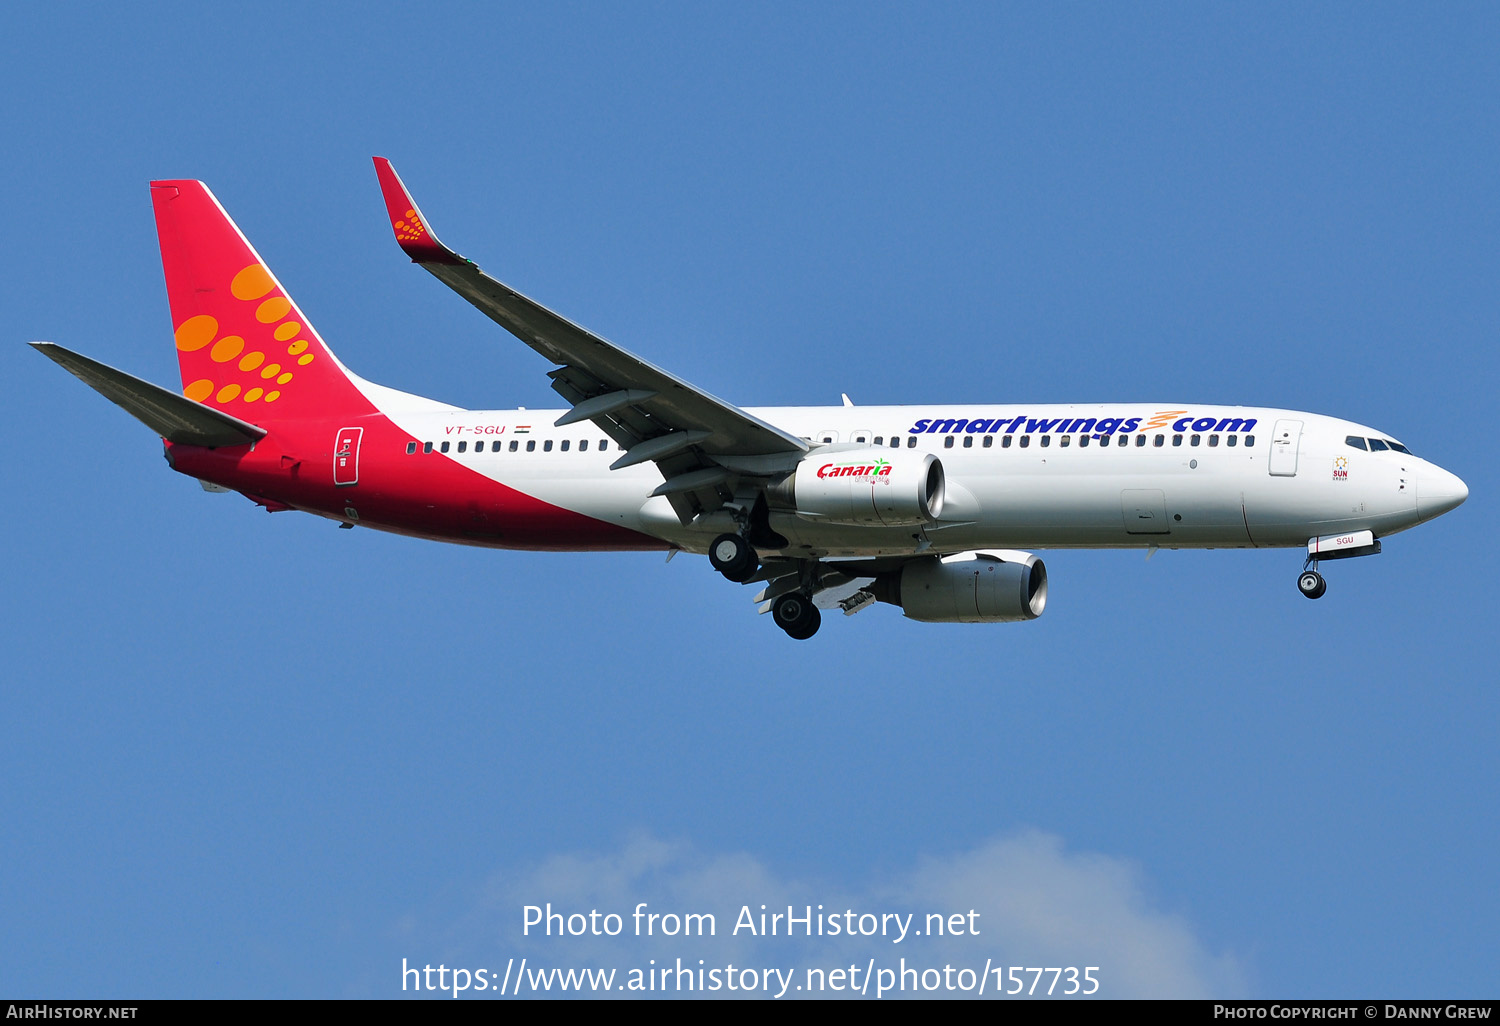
[892, 830, 1246, 997]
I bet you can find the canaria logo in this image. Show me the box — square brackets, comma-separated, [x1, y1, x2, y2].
[175, 262, 318, 407]
[817, 458, 893, 480]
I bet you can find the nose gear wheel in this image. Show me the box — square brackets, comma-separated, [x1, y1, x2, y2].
[1297, 568, 1327, 600]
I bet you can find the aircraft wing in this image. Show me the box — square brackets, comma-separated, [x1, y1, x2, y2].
[372, 158, 808, 522]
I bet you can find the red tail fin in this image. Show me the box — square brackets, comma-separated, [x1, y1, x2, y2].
[151, 180, 369, 421]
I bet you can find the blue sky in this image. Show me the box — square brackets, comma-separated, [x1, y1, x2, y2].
[3, 2, 1495, 999]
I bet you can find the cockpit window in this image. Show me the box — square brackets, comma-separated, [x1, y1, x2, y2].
[1367, 438, 1390, 452]
[1345, 435, 1368, 451]
[1386, 440, 1413, 455]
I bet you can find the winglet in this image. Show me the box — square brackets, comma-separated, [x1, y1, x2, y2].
[372, 157, 465, 265]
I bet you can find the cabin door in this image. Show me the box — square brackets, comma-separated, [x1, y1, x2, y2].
[1268, 419, 1302, 477]
[334, 427, 363, 487]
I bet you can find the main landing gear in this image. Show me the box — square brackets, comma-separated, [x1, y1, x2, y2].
[705, 528, 820, 639]
[771, 591, 822, 640]
[708, 533, 758, 583]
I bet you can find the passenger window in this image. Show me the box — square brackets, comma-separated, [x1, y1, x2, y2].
[423, 441, 433, 454]
[526, 440, 536, 452]
[963, 436, 973, 448]
[944, 436, 954, 448]
[544, 440, 553, 452]
[1040, 435, 1051, 447]
[560, 440, 570, 452]
[1079, 434, 1091, 448]
[1059, 435, 1070, 447]
[890, 437, 899, 448]
[1227, 435, 1237, 447]
[509, 440, 518, 452]
[1172, 435, 1183, 447]
[874, 436, 883, 445]
[406, 441, 417, 455]
[579, 439, 588, 451]
[854, 435, 867, 443]
[1153, 435, 1164, 447]
[1368, 438, 1389, 452]
[982, 436, 993, 448]
[1190, 434, 1201, 446]
[599, 440, 609, 451]
[1020, 435, 1031, 448]
[1346, 435, 1368, 451]
[907, 436, 917, 448]
[440, 441, 451, 453]
[1118, 434, 1128, 447]
[457, 441, 467, 453]
[1135, 434, 1146, 447]
[1002, 436, 1012, 448]
[1209, 434, 1219, 447]
[1245, 435, 1255, 447]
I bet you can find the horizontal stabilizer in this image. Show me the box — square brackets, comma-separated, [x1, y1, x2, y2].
[31, 342, 267, 447]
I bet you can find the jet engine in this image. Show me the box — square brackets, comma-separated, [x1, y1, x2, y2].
[870, 550, 1047, 622]
[770, 449, 945, 527]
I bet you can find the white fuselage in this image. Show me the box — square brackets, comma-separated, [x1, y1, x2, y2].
[374, 400, 1465, 558]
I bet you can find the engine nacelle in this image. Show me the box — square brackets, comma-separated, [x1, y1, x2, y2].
[872, 550, 1047, 622]
[773, 449, 945, 527]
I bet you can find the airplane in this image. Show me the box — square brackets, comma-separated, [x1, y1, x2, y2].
[32, 158, 1468, 640]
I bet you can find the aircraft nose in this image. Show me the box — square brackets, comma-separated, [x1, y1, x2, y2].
[1417, 465, 1468, 520]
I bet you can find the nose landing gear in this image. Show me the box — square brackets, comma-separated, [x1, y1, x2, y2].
[1297, 530, 1383, 600]
[1297, 567, 1327, 600]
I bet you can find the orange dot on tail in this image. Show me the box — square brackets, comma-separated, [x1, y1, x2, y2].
[239, 351, 265, 372]
[261, 362, 281, 379]
[175, 315, 218, 352]
[264, 391, 280, 403]
[274, 322, 301, 341]
[210, 335, 245, 363]
[184, 379, 214, 401]
[244, 387, 264, 402]
[286, 339, 308, 355]
[298, 353, 315, 366]
[231, 264, 275, 300]
[216, 383, 241, 403]
[276, 372, 293, 384]
[256, 297, 292, 323]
